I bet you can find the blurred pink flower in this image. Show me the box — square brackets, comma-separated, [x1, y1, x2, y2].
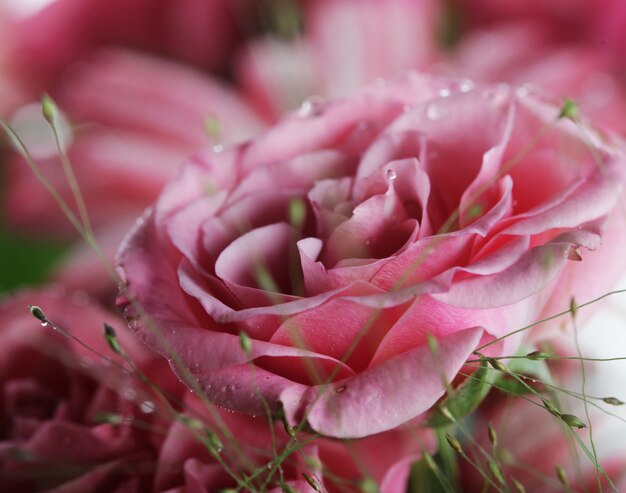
[0, 288, 179, 492]
[4, 49, 264, 298]
[0, 0, 247, 93]
[237, 0, 442, 119]
[154, 395, 433, 493]
[459, 358, 626, 492]
[438, 21, 626, 134]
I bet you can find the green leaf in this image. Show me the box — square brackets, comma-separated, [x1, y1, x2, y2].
[426, 361, 493, 427]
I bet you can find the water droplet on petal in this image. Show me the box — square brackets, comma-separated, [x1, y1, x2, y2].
[515, 83, 534, 98]
[298, 95, 325, 117]
[140, 400, 155, 414]
[335, 385, 347, 393]
[385, 168, 398, 181]
[40, 321, 48, 327]
[459, 79, 475, 93]
[123, 388, 137, 401]
[426, 101, 445, 120]
[439, 88, 452, 98]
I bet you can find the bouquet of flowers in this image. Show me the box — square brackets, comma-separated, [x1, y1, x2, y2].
[2, 1, 626, 491]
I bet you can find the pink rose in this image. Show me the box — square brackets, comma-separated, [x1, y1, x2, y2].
[154, 395, 433, 493]
[117, 73, 626, 439]
[0, 288, 177, 492]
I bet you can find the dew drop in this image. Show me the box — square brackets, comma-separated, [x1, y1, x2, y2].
[123, 388, 137, 401]
[40, 321, 48, 327]
[459, 79, 475, 93]
[298, 95, 325, 117]
[515, 83, 534, 98]
[426, 101, 445, 120]
[335, 385, 347, 394]
[140, 400, 155, 414]
[439, 88, 452, 98]
[385, 168, 398, 181]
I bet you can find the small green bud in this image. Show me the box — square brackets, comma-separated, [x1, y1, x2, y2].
[28, 304, 47, 324]
[179, 414, 204, 430]
[41, 94, 57, 125]
[239, 330, 252, 354]
[488, 459, 505, 485]
[302, 473, 322, 492]
[422, 451, 439, 473]
[542, 399, 560, 417]
[103, 323, 123, 355]
[360, 477, 380, 493]
[560, 413, 587, 429]
[558, 98, 579, 121]
[427, 333, 439, 357]
[92, 411, 124, 425]
[304, 455, 322, 471]
[526, 350, 550, 360]
[438, 404, 455, 423]
[289, 198, 306, 229]
[556, 465, 569, 488]
[282, 413, 297, 439]
[512, 478, 526, 493]
[467, 203, 484, 219]
[488, 422, 498, 448]
[205, 430, 224, 454]
[570, 297, 578, 319]
[602, 396, 624, 406]
[445, 433, 464, 455]
[487, 357, 510, 374]
[203, 114, 221, 139]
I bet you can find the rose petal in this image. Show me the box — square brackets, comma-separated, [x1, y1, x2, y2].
[280, 326, 483, 438]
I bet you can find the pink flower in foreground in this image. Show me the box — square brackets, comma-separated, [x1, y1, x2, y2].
[154, 395, 433, 493]
[0, 289, 179, 492]
[117, 73, 626, 439]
